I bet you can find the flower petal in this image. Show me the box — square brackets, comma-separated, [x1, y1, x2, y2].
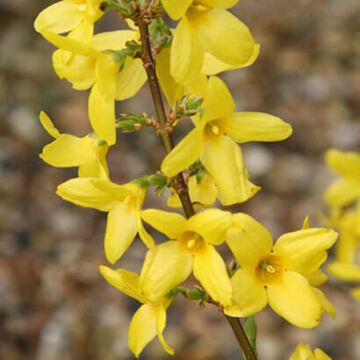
[161, 128, 203, 177]
[289, 344, 315, 360]
[99, 265, 146, 303]
[324, 179, 360, 208]
[193, 245, 232, 306]
[312, 288, 335, 318]
[56, 178, 129, 211]
[154, 304, 175, 356]
[88, 83, 116, 145]
[201, 135, 260, 205]
[201, 76, 235, 122]
[267, 271, 322, 328]
[128, 304, 157, 358]
[140, 241, 193, 302]
[39, 111, 60, 138]
[325, 149, 360, 179]
[226, 213, 273, 268]
[162, 0, 193, 20]
[327, 262, 360, 281]
[171, 16, 204, 86]
[192, 8, 256, 68]
[197, 0, 239, 8]
[314, 349, 331, 360]
[273, 228, 338, 275]
[225, 268, 267, 317]
[187, 208, 232, 245]
[104, 202, 138, 264]
[222, 112, 292, 143]
[40, 135, 96, 168]
[34, 2, 81, 34]
[141, 209, 187, 239]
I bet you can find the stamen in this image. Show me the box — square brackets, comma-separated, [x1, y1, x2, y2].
[211, 125, 220, 135]
[187, 239, 196, 249]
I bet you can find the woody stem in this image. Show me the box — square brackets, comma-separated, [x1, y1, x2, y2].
[137, 9, 257, 360]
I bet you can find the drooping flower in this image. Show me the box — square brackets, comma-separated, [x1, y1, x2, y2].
[100, 265, 174, 358]
[324, 149, 360, 208]
[161, 76, 292, 205]
[57, 178, 154, 263]
[224, 213, 337, 328]
[162, 0, 259, 86]
[141, 208, 233, 306]
[289, 343, 331, 360]
[39, 111, 109, 178]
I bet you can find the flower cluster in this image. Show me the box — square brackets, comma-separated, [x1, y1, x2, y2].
[324, 149, 360, 300]
[35, 0, 338, 358]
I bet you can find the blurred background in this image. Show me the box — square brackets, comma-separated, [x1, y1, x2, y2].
[0, 0, 359, 359]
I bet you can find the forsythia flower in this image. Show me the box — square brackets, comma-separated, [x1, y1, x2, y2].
[57, 178, 154, 263]
[289, 343, 331, 360]
[161, 76, 292, 205]
[39, 111, 109, 178]
[162, 0, 259, 86]
[224, 213, 337, 328]
[34, 0, 104, 35]
[324, 149, 360, 208]
[100, 265, 174, 357]
[141, 208, 233, 306]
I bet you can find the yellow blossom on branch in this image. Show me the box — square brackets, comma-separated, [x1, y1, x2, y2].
[289, 343, 331, 360]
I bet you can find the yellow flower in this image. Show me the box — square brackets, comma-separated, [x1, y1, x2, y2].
[167, 173, 218, 208]
[162, 0, 259, 86]
[289, 343, 331, 360]
[99, 265, 174, 358]
[141, 208, 233, 306]
[34, 0, 103, 34]
[57, 178, 154, 263]
[37, 26, 147, 145]
[325, 149, 360, 208]
[39, 111, 109, 178]
[161, 76, 292, 205]
[224, 213, 337, 328]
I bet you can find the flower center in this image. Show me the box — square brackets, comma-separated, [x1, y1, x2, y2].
[178, 231, 206, 254]
[255, 255, 284, 284]
[205, 121, 223, 138]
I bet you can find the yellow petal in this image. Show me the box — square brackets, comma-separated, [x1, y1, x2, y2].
[312, 287, 336, 318]
[116, 57, 147, 100]
[327, 262, 360, 281]
[93, 30, 137, 51]
[289, 344, 315, 360]
[156, 48, 183, 106]
[202, 43, 260, 75]
[325, 149, 360, 179]
[188, 174, 218, 207]
[201, 135, 260, 205]
[88, 83, 116, 145]
[306, 269, 328, 286]
[162, 0, 193, 20]
[314, 349, 331, 360]
[141, 209, 187, 239]
[192, 8, 256, 67]
[225, 268, 267, 317]
[187, 208, 232, 245]
[99, 265, 147, 303]
[136, 214, 155, 250]
[267, 271, 322, 328]
[193, 245, 232, 306]
[95, 55, 118, 100]
[140, 241, 193, 302]
[39, 111, 61, 138]
[201, 76, 235, 122]
[351, 287, 360, 301]
[56, 178, 130, 211]
[153, 304, 175, 356]
[40, 135, 96, 167]
[222, 112, 292, 143]
[324, 179, 360, 208]
[161, 128, 203, 177]
[104, 202, 138, 264]
[78, 144, 109, 179]
[273, 228, 338, 275]
[197, 0, 239, 8]
[226, 213, 273, 268]
[34, 1, 81, 33]
[128, 304, 157, 358]
[171, 16, 204, 86]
